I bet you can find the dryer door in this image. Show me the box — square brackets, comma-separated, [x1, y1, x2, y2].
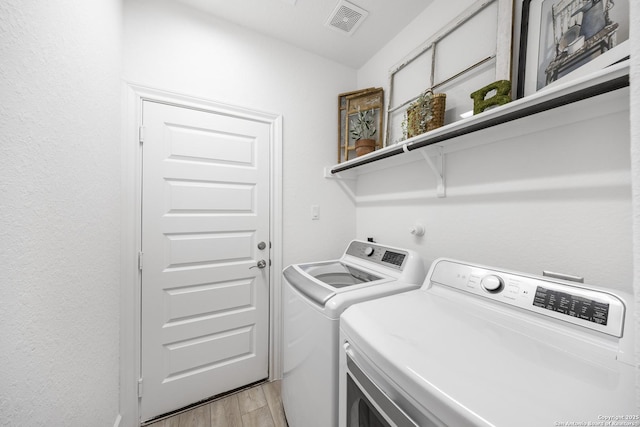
[347, 374, 394, 427]
[345, 355, 420, 427]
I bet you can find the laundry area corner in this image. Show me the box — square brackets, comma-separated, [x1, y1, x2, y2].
[1, 0, 640, 426]
[121, 0, 639, 423]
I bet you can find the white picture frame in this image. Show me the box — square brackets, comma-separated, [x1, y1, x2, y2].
[385, 0, 514, 146]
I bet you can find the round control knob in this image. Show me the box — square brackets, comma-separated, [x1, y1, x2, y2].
[481, 275, 503, 292]
[364, 247, 375, 257]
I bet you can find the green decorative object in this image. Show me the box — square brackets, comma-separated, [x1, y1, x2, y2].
[470, 80, 512, 115]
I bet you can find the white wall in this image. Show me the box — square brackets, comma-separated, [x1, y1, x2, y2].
[123, 0, 357, 267]
[357, 0, 475, 90]
[0, 1, 122, 426]
[629, 0, 640, 409]
[353, 0, 633, 295]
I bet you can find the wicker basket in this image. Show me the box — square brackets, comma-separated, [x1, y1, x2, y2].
[406, 92, 446, 138]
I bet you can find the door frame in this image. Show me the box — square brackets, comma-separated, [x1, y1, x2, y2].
[120, 83, 283, 426]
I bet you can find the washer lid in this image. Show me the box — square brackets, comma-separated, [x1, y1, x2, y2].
[283, 262, 385, 306]
[299, 262, 383, 287]
[341, 289, 635, 427]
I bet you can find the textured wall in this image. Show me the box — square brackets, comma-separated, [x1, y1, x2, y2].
[0, 1, 122, 425]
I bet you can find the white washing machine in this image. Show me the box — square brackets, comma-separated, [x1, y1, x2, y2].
[339, 258, 636, 426]
[282, 240, 426, 427]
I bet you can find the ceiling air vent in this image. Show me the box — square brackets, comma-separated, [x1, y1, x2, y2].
[325, 0, 368, 36]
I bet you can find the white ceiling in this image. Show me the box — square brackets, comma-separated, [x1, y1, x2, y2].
[174, 0, 434, 69]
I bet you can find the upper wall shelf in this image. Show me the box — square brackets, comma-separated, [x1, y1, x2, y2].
[329, 61, 630, 179]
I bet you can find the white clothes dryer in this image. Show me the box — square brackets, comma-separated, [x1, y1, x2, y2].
[339, 258, 636, 427]
[282, 240, 426, 427]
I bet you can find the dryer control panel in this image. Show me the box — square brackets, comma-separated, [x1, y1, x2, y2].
[428, 259, 626, 338]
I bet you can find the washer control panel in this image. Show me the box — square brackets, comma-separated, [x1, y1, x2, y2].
[345, 241, 408, 271]
[429, 259, 626, 337]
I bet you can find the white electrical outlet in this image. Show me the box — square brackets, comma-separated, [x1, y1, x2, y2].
[311, 205, 320, 220]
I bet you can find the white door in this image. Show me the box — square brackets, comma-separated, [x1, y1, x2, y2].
[140, 100, 271, 421]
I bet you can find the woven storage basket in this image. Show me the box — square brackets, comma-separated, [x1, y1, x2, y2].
[406, 92, 446, 138]
[427, 93, 446, 131]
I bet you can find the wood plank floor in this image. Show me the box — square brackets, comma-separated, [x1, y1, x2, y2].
[146, 381, 288, 427]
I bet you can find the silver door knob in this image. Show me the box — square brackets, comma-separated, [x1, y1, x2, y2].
[250, 259, 267, 269]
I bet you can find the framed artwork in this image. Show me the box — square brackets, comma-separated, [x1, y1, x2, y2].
[385, 0, 514, 145]
[338, 88, 383, 163]
[517, 0, 629, 98]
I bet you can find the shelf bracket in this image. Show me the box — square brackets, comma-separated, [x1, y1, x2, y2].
[420, 146, 445, 197]
[324, 166, 356, 202]
[323, 166, 356, 180]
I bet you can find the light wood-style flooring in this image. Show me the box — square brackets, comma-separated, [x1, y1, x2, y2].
[146, 381, 288, 427]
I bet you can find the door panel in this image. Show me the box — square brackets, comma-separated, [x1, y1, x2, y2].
[165, 232, 253, 266]
[140, 100, 270, 421]
[166, 181, 255, 212]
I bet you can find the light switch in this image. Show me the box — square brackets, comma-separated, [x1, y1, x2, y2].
[311, 205, 320, 220]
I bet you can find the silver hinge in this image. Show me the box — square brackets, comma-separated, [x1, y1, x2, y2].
[138, 126, 145, 143]
[138, 252, 143, 271]
[137, 378, 143, 397]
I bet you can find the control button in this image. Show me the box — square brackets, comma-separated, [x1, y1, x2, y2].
[467, 275, 480, 288]
[504, 284, 519, 300]
[481, 275, 504, 292]
[364, 247, 374, 257]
